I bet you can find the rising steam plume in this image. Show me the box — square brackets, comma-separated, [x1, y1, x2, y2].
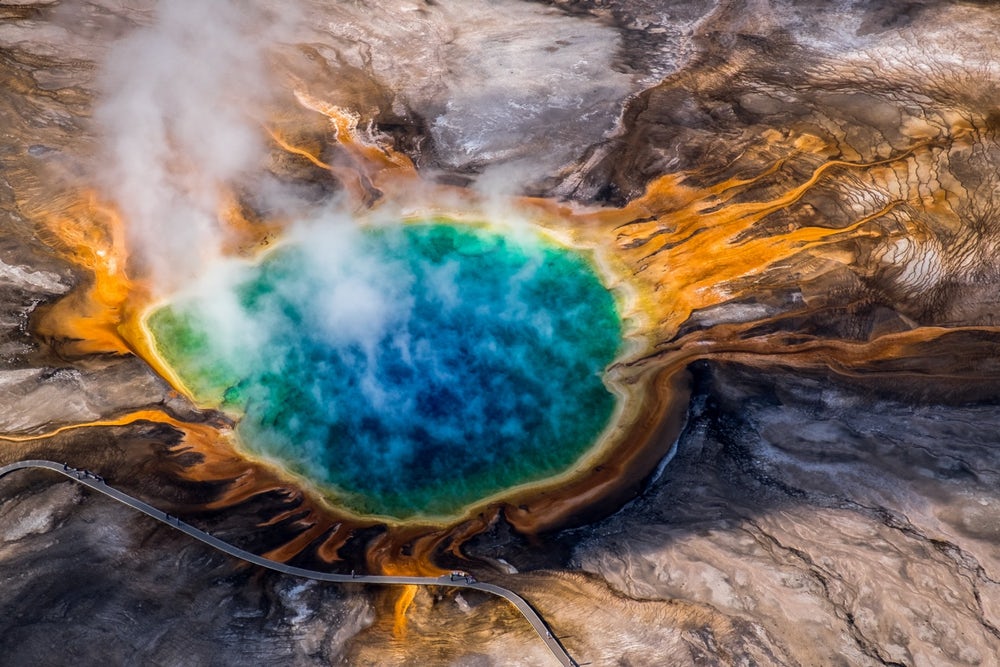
[94, 0, 278, 290]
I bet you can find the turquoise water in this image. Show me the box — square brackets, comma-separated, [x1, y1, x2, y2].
[149, 223, 621, 518]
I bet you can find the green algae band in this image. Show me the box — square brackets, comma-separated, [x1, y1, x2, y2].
[148, 223, 622, 518]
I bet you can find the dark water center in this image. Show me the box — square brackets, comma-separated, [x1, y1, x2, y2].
[148, 222, 622, 518]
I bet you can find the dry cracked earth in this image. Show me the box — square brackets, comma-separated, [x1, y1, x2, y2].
[3, 1, 1000, 666]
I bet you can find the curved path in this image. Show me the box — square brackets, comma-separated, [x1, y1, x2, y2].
[0, 459, 579, 666]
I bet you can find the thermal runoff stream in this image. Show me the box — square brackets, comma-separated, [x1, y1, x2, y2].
[146, 221, 622, 519]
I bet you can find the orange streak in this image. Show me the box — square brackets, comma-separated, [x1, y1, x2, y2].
[392, 585, 418, 638]
[0, 408, 197, 442]
[265, 126, 333, 170]
[265, 122, 381, 205]
[30, 192, 138, 357]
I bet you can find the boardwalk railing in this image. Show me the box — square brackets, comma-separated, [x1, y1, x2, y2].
[0, 459, 578, 666]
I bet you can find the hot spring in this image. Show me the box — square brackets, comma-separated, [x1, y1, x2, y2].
[146, 221, 622, 519]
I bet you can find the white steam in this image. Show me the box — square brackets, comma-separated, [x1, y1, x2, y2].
[291, 221, 415, 355]
[94, 0, 279, 290]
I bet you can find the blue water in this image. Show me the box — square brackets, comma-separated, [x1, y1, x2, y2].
[149, 222, 621, 518]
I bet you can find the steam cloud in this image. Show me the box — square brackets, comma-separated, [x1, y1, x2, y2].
[94, 0, 279, 290]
